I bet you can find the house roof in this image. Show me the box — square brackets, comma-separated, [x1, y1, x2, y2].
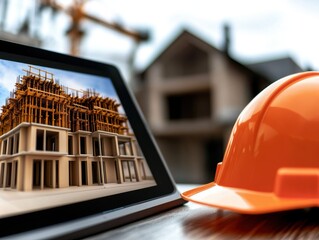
[248, 56, 304, 82]
[141, 29, 220, 73]
[139, 28, 270, 83]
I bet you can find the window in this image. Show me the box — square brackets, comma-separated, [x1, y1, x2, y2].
[36, 130, 44, 151]
[0, 163, 5, 187]
[2, 139, 7, 155]
[121, 160, 137, 182]
[101, 137, 114, 156]
[8, 137, 14, 155]
[12, 161, 18, 189]
[4, 134, 20, 155]
[55, 160, 59, 188]
[46, 131, 59, 151]
[81, 161, 88, 185]
[68, 136, 73, 155]
[119, 141, 132, 155]
[33, 160, 42, 188]
[14, 133, 20, 154]
[92, 161, 99, 184]
[5, 162, 12, 187]
[36, 129, 59, 151]
[133, 141, 143, 156]
[166, 91, 211, 120]
[80, 136, 87, 154]
[92, 138, 100, 156]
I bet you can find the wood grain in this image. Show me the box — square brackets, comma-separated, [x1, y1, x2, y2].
[87, 201, 319, 239]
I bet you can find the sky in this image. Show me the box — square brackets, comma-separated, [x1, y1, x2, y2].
[2, 0, 319, 80]
[0, 59, 121, 112]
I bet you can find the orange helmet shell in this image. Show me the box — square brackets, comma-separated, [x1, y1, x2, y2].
[182, 72, 319, 214]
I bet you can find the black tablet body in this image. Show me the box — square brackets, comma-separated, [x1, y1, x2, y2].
[0, 40, 184, 239]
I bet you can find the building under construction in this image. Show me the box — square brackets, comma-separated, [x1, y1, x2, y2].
[0, 66, 152, 191]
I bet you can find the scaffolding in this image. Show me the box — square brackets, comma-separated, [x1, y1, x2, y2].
[0, 66, 128, 135]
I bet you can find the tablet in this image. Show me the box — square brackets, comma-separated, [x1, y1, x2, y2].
[0, 40, 184, 239]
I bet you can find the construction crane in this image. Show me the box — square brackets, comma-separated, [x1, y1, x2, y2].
[40, 0, 149, 56]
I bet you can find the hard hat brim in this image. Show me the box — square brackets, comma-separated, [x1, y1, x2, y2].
[181, 182, 318, 214]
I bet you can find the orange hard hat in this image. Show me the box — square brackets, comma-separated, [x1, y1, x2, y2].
[182, 72, 319, 214]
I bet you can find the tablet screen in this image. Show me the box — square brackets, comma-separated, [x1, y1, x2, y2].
[0, 60, 156, 218]
[0, 41, 177, 236]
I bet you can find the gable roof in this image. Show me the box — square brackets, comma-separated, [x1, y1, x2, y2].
[248, 56, 304, 82]
[139, 28, 270, 83]
[143, 29, 220, 71]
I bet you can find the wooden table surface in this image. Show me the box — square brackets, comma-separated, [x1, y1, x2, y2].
[86, 185, 319, 240]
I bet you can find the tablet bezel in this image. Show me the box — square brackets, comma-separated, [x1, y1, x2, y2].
[0, 40, 181, 237]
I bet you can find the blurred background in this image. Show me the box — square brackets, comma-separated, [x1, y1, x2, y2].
[0, 0, 317, 184]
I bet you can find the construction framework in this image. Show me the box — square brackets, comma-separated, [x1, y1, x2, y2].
[0, 66, 128, 135]
[0, 66, 152, 191]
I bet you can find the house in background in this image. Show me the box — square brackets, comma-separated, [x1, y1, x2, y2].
[134, 28, 304, 183]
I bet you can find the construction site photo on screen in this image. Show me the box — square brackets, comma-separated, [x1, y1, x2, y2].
[0, 60, 156, 218]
